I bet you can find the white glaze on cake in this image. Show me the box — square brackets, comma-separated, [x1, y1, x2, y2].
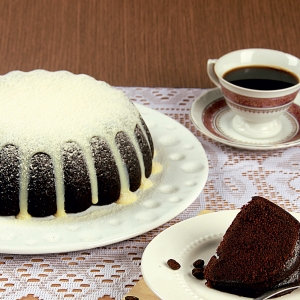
[0, 70, 152, 219]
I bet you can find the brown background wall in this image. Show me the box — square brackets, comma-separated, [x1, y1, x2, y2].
[0, 0, 299, 88]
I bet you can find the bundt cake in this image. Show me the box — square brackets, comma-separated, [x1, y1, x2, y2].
[204, 196, 300, 298]
[0, 70, 154, 219]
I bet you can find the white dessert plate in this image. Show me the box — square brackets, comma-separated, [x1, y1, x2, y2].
[141, 210, 300, 300]
[0, 104, 208, 254]
[190, 88, 300, 150]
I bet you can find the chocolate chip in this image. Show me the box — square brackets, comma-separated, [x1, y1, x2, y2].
[192, 267, 205, 279]
[125, 296, 139, 300]
[193, 259, 205, 268]
[167, 258, 181, 270]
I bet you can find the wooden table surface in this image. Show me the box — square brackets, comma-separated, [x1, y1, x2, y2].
[2, 1, 300, 299]
[0, 0, 299, 89]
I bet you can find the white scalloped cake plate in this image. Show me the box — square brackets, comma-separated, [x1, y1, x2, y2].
[141, 210, 300, 300]
[0, 104, 208, 254]
[190, 88, 300, 150]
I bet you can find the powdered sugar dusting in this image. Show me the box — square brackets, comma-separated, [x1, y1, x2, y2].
[0, 70, 139, 151]
[0, 70, 147, 218]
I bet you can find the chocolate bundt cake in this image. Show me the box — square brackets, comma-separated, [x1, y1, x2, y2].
[0, 70, 154, 219]
[204, 196, 300, 298]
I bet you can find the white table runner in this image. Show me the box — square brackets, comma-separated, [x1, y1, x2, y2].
[1, 87, 299, 300]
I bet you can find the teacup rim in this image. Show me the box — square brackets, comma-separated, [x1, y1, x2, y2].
[214, 48, 300, 97]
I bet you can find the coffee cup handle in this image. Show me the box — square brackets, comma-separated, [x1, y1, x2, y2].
[207, 59, 221, 88]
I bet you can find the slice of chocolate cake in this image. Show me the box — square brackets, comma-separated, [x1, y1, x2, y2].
[204, 196, 300, 298]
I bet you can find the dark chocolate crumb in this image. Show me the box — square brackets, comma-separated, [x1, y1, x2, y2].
[192, 267, 205, 279]
[193, 259, 205, 268]
[125, 296, 139, 300]
[167, 258, 181, 270]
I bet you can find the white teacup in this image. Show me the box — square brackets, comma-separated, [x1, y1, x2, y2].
[207, 48, 300, 139]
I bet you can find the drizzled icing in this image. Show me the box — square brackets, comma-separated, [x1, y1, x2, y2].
[0, 70, 151, 219]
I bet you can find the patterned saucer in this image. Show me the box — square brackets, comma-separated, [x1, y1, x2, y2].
[190, 88, 300, 150]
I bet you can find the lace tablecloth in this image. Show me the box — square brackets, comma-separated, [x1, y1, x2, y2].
[1, 87, 300, 300]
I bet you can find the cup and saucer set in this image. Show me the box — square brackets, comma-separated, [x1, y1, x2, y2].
[190, 48, 300, 150]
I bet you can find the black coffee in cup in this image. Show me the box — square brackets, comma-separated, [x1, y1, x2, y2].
[223, 66, 299, 90]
